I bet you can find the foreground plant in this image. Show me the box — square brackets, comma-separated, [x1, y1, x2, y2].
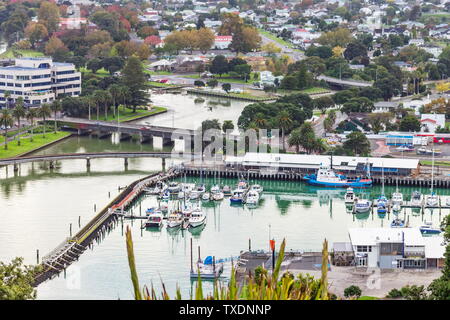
[125, 226, 332, 300]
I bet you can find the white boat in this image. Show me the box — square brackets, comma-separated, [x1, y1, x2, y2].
[182, 205, 193, 218]
[392, 192, 403, 206]
[159, 202, 169, 213]
[354, 198, 372, 213]
[237, 180, 248, 190]
[144, 211, 164, 228]
[344, 187, 355, 204]
[210, 185, 220, 194]
[160, 191, 170, 201]
[446, 197, 450, 207]
[167, 212, 184, 228]
[410, 191, 422, 207]
[189, 208, 207, 228]
[178, 191, 185, 199]
[145, 181, 167, 195]
[190, 260, 224, 279]
[212, 192, 224, 201]
[167, 182, 180, 194]
[391, 218, 406, 228]
[222, 185, 232, 196]
[426, 193, 439, 207]
[181, 183, 196, 193]
[245, 190, 260, 206]
[419, 221, 441, 235]
[202, 192, 211, 201]
[250, 184, 263, 194]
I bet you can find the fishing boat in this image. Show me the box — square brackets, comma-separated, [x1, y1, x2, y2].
[177, 191, 186, 199]
[304, 163, 372, 188]
[167, 182, 180, 194]
[167, 211, 184, 228]
[410, 191, 422, 207]
[222, 185, 232, 196]
[419, 221, 441, 235]
[230, 189, 245, 203]
[250, 184, 263, 194]
[391, 218, 406, 228]
[189, 208, 207, 228]
[344, 187, 355, 204]
[144, 211, 164, 228]
[237, 180, 248, 190]
[245, 190, 260, 206]
[159, 190, 170, 201]
[202, 192, 211, 201]
[354, 198, 372, 213]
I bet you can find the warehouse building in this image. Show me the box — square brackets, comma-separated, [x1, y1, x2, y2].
[224, 153, 420, 176]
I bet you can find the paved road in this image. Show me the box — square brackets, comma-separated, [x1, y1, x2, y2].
[259, 33, 304, 61]
[313, 110, 347, 137]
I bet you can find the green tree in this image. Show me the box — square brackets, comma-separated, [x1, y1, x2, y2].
[0, 109, 13, 150]
[210, 55, 229, 76]
[222, 83, 231, 93]
[297, 122, 317, 154]
[109, 84, 122, 118]
[37, 104, 51, 138]
[343, 131, 370, 156]
[222, 120, 234, 134]
[207, 79, 218, 88]
[0, 257, 40, 300]
[277, 110, 293, 151]
[399, 115, 421, 132]
[314, 96, 334, 114]
[50, 100, 61, 133]
[38, 1, 60, 33]
[26, 108, 37, 142]
[121, 56, 150, 112]
[288, 128, 302, 153]
[11, 100, 25, 145]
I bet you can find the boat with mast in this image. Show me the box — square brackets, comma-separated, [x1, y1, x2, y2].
[391, 178, 403, 213]
[426, 148, 439, 207]
[377, 162, 388, 216]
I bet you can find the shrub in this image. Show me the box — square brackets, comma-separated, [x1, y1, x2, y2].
[386, 288, 403, 298]
[344, 285, 362, 298]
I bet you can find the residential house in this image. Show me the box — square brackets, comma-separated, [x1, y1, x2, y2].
[214, 36, 232, 50]
[420, 113, 446, 133]
[373, 101, 400, 113]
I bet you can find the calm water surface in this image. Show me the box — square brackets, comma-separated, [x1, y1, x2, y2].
[1, 119, 449, 299]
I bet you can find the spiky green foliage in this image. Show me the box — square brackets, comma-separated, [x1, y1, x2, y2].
[125, 226, 332, 300]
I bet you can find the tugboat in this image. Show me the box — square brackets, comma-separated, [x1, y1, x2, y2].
[304, 156, 372, 188]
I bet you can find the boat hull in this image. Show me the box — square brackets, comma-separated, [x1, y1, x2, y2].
[305, 178, 372, 188]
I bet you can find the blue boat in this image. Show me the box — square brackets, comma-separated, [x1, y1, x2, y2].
[391, 218, 405, 228]
[230, 189, 245, 203]
[377, 195, 388, 215]
[420, 222, 441, 235]
[304, 164, 372, 188]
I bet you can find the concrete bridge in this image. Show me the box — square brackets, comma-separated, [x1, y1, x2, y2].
[59, 117, 197, 147]
[0, 151, 199, 171]
[317, 75, 373, 88]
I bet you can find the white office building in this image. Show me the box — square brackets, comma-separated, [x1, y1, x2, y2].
[0, 57, 81, 108]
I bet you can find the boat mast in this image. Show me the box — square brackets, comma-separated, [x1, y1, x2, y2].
[330, 153, 333, 170]
[431, 147, 435, 194]
[381, 161, 384, 196]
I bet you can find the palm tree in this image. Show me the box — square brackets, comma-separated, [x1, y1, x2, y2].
[0, 109, 13, 150]
[277, 110, 293, 151]
[37, 104, 51, 138]
[288, 128, 302, 153]
[92, 90, 102, 121]
[26, 108, 37, 142]
[50, 100, 62, 133]
[253, 113, 267, 129]
[109, 84, 122, 118]
[12, 100, 26, 145]
[4, 91, 11, 109]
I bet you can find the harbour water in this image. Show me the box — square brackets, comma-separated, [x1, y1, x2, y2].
[1, 134, 449, 299]
[0, 96, 448, 299]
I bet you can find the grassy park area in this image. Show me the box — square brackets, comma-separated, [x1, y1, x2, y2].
[420, 160, 450, 167]
[148, 81, 179, 88]
[0, 49, 44, 59]
[95, 105, 167, 122]
[79, 67, 110, 77]
[258, 29, 302, 51]
[0, 131, 71, 159]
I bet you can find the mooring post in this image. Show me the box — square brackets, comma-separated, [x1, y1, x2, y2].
[94, 204, 96, 212]
[69, 223, 72, 237]
[78, 216, 81, 228]
[249, 238, 251, 252]
[108, 191, 110, 198]
[36, 249, 39, 264]
[162, 158, 166, 172]
[86, 158, 91, 168]
[124, 158, 128, 168]
[190, 238, 193, 273]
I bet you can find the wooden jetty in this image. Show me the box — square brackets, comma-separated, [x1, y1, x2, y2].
[33, 169, 181, 286]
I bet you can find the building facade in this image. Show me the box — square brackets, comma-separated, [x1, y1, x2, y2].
[0, 57, 81, 108]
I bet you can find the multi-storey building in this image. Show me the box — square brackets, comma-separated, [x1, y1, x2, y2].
[0, 57, 81, 108]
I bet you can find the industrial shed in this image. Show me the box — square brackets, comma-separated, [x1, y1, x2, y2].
[224, 153, 420, 176]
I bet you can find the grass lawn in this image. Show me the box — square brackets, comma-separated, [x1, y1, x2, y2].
[189, 89, 275, 101]
[144, 69, 174, 76]
[0, 48, 44, 59]
[258, 29, 302, 52]
[420, 160, 450, 167]
[0, 131, 71, 159]
[184, 73, 259, 84]
[94, 106, 167, 122]
[358, 296, 379, 300]
[79, 67, 110, 78]
[278, 87, 331, 96]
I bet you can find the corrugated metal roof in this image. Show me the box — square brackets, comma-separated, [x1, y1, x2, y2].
[348, 228, 425, 246]
[225, 153, 419, 170]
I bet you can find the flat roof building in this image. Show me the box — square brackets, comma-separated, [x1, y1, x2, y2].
[224, 153, 420, 176]
[0, 57, 81, 108]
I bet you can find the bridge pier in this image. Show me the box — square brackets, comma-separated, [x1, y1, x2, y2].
[13, 163, 19, 172]
[49, 161, 55, 169]
[162, 158, 166, 173]
[124, 158, 128, 168]
[86, 158, 91, 169]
